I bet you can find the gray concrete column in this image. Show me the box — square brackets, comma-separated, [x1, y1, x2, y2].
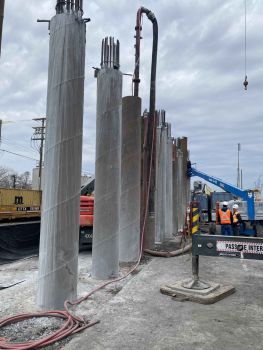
[177, 137, 188, 232]
[119, 96, 141, 263]
[177, 140, 184, 232]
[165, 124, 173, 239]
[38, 12, 86, 309]
[181, 137, 188, 226]
[172, 141, 178, 235]
[155, 123, 167, 243]
[92, 38, 122, 279]
[186, 150, 191, 204]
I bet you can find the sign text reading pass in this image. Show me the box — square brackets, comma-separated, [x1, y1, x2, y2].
[217, 241, 263, 255]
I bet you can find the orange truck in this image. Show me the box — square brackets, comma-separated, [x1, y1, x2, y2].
[79, 177, 95, 249]
[0, 178, 95, 250]
[79, 194, 94, 249]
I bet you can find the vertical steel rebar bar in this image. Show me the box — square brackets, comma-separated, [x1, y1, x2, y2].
[66, 0, 71, 13]
[100, 37, 120, 69]
[79, 0, 83, 11]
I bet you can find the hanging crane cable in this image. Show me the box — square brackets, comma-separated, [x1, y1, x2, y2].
[243, 0, 248, 90]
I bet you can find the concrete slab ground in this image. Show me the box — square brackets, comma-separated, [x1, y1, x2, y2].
[0, 252, 144, 349]
[65, 253, 263, 350]
[1, 251, 263, 349]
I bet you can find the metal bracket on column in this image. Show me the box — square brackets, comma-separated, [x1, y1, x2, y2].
[37, 19, 51, 31]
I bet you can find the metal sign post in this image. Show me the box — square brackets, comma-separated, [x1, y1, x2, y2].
[161, 234, 263, 304]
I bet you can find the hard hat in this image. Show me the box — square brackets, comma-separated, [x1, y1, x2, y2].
[233, 204, 239, 209]
[222, 201, 228, 206]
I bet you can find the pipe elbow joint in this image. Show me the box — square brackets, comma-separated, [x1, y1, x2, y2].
[146, 11, 156, 22]
[140, 7, 156, 23]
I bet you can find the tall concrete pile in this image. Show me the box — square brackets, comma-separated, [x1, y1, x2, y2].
[172, 140, 178, 235]
[172, 137, 189, 234]
[155, 115, 190, 243]
[165, 123, 173, 239]
[155, 112, 176, 244]
[155, 111, 167, 243]
[38, 1, 86, 309]
[92, 37, 122, 279]
[119, 96, 142, 263]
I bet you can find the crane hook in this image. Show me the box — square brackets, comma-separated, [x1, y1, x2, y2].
[243, 75, 248, 90]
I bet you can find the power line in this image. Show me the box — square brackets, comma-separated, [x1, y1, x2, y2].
[1, 138, 38, 154]
[0, 148, 38, 161]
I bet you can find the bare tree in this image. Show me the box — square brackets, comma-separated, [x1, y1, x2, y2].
[17, 171, 32, 189]
[0, 167, 32, 189]
[0, 166, 13, 187]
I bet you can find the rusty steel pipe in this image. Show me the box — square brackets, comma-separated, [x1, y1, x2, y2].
[133, 9, 142, 97]
[133, 6, 158, 118]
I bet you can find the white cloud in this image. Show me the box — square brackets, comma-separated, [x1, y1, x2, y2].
[0, 0, 262, 188]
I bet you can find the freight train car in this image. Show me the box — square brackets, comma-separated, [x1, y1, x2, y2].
[0, 188, 41, 221]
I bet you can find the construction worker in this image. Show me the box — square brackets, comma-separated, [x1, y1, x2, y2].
[218, 201, 233, 236]
[232, 204, 242, 236]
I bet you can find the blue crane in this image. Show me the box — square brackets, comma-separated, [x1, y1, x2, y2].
[187, 166, 255, 221]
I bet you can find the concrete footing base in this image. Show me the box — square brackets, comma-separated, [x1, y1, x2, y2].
[160, 279, 235, 304]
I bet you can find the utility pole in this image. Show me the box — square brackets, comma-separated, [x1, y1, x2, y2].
[11, 174, 16, 189]
[31, 117, 46, 190]
[237, 143, 241, 187]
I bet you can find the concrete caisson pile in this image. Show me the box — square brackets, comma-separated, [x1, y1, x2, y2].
[172, 140, 179, 235]
[119, 96, 142, 263]
[38, 1, 86, 309]
[155, 111, 167, 243]
[92, 37, 122, 279]
[165, 123, 173, 239]
[175, 137, 189, 233]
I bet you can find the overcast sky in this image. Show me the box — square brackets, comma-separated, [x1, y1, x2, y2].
[0, 0, 262, 190]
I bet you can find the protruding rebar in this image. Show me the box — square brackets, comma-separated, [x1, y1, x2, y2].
[56, 0, 64, 14]
[66, 0, 71, 13]
[116, 40, 120, 69]
[55, 1, 83, 15]
[161, 110, 165, 126]
[100, 36, 120, 69]
[75, 0, 79, 12]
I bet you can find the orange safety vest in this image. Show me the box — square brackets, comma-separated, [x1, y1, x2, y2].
[233, 211, 240, 224]
[219, 209, 231, 224]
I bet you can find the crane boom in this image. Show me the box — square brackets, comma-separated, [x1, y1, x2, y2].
[188, 166, 255, 221]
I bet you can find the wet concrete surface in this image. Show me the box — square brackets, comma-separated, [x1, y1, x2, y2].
[1, 251, 263, 349]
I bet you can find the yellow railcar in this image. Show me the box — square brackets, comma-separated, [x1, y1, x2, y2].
[0, 188, 41, 221]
